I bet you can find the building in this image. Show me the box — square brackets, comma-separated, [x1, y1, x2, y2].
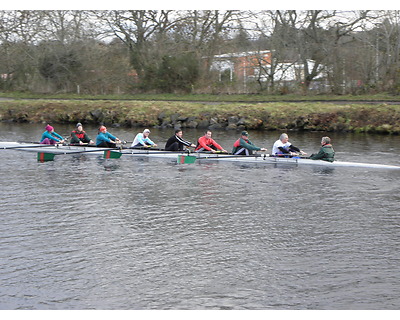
[211, 50, 325, 85]
[210, 50, 272, 82]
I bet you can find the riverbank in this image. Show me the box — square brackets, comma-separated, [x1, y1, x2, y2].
[1, 98, 400, 134]
[1, 92, 400, 103]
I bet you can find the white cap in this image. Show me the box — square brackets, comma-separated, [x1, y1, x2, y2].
[143, 129, 150, 133]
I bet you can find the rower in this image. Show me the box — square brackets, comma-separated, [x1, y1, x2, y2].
[195, 130, 227, 153]
[96, 125, 121, 148]
[40, 124, 65, 145]
[232, 131, 267, 155]
[70, 123, 94, 145]
[131, 129, 157, 148]
[271, 133, 307, 157]
[165, 129, 196, 151]
[310, 136, 335, 162]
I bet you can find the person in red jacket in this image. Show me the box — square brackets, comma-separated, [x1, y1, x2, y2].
[195, 130, 228, 153]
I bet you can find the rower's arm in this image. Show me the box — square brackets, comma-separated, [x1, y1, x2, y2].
[176, 135, 192, 147]
[289, 145, 301, 152]
[212, 139, 224, 151]
[241, 139, 261, 151]
[310, 149, 324, 160]
[44, 132, 61, 142]
[278, 146, 290, 154]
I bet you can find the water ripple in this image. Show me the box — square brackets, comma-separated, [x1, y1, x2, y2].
[1, 129, 400, 309]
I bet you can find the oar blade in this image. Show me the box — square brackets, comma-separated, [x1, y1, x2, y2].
[37, 152, 56, 162]
[178, 155, 196, 164]
[103, 150, 122, 159]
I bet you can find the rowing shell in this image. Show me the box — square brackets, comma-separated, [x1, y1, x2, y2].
[1, 142, 400, 170]
[193, 153, 400, 169]
[119, 149, 400, 169]
[0, 142, 122, 161]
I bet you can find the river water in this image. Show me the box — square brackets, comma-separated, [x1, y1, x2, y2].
[1, 123, 400, 310]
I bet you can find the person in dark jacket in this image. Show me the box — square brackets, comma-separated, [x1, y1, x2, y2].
[165, 129, 196, 151]
[70, 123, 94, 145]
[310, 136, 335, 162]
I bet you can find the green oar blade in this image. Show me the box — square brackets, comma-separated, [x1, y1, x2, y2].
[103, 150, 122, 159]
[178, 155, 196, 164]
[37, 152, 56, 162]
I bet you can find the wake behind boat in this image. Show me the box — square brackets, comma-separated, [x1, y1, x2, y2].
[1, 141, 400, 170]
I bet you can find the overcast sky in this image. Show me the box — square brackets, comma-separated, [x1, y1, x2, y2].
[2, 1, 399, 10]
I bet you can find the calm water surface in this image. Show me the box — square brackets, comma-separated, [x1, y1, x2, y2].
[1, 123, 400, 310]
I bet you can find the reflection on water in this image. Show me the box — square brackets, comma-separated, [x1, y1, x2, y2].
[1, 123, 400, 310]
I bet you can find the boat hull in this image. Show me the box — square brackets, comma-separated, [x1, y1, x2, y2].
[2, 142, 400, 169]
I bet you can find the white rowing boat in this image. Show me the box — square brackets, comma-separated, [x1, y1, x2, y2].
[194, 153, 400, 169]
[1, 141, 400, 169]
[120, 148, 400, 169]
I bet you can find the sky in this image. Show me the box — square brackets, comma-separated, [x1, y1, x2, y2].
[2, 1, 399, 10]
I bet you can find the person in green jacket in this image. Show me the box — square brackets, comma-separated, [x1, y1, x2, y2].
[232, 131, 267, 155]
[310, 136, 335, 162]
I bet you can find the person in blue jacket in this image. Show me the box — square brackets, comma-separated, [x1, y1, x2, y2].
[40, 124, 65, 145]
[96, 125, 121, 148]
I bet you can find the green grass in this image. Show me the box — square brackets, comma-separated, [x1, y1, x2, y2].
[1, 91, 400, 102]
[1, 97, 400, 133]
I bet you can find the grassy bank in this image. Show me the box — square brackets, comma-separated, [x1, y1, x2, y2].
[1, 98, 400, 134]
[1, 92, 400, 102]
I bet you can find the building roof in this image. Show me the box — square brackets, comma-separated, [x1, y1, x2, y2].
[213, 50, 271, 59]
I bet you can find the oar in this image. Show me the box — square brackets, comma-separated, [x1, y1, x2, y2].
[37, 147, 123, 161]
[177, 153, 263, 164]
[68, 143, 90, 146]
[103, 150, 122, 159]
[178, 154, 197, 164]
[269, 154, 310, 159]
[127, 146, 165, 151]
[38, 152, 56, 162]
[196, 153, 263, 159]
[2, 144, 57, 150]
[123, 150, 193, 155]
[194, 150, 229, 155]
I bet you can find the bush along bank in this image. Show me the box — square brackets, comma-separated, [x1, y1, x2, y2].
[1, 99, 400, 134]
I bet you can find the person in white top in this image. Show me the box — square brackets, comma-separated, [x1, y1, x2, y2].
[131, 129, 158, 148]
[271, 133, 307, 156]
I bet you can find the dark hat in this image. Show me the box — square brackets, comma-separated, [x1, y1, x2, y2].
[241, 131, 249, 136]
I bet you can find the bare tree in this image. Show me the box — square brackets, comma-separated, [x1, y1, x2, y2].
[96, 10, 178, 81]
[0, 11, 44, 90]
[270, 10, 370, 92]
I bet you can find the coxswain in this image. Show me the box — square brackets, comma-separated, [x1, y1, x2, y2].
[310, 136, 335, 162]
[70, 123, 94, 145]
[165, 129, 196, 151]
[131, 129, 157, 148]
[96, 125, 121, 148]
[271, 133, 306, 156]
[195, 130, 227, 153]
[232, 131, 267, 155]
[40, 124, 65, 145]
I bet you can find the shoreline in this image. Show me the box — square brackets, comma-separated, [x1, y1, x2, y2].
[1, 99, 399, 134]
